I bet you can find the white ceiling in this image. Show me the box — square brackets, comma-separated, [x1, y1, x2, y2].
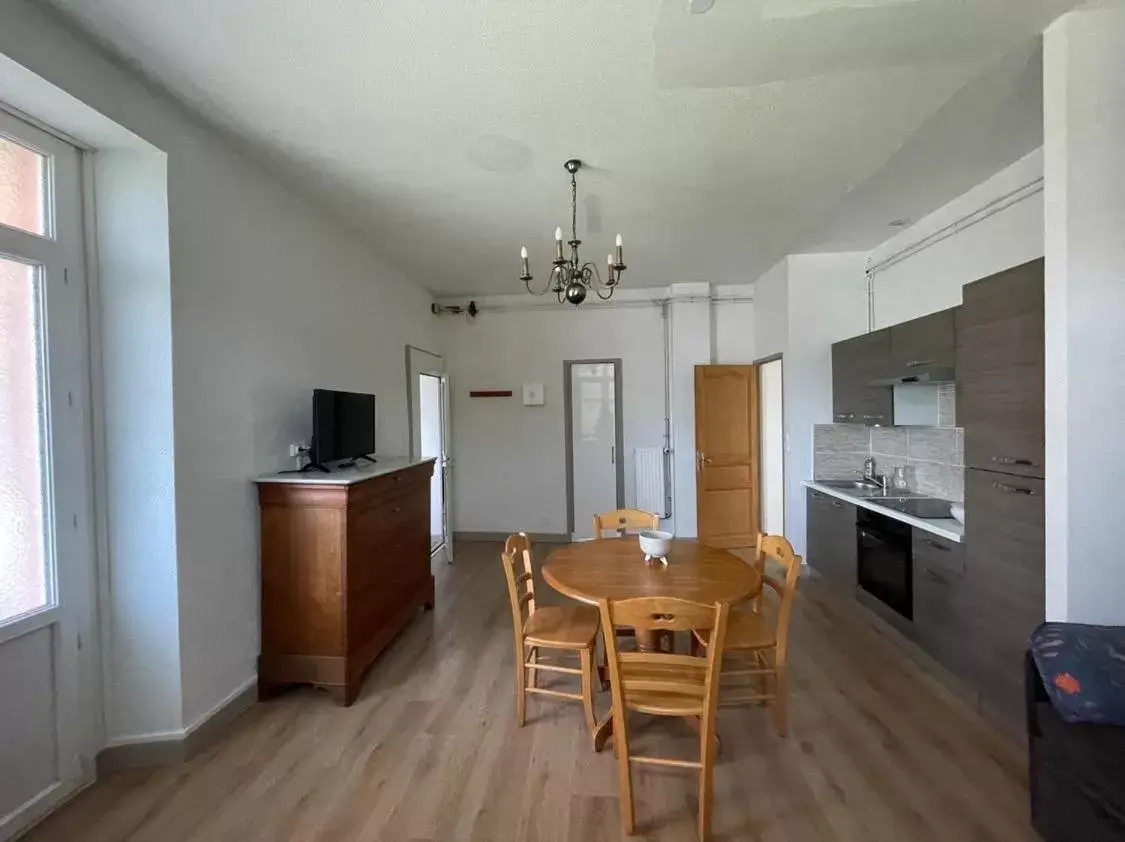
[44, 0, 1081, 295]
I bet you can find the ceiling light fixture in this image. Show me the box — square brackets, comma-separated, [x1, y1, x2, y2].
[689, 0, 716, 13]
[519, 159, 626, 306]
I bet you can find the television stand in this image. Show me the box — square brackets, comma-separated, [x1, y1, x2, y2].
[298, 461, 331, 474]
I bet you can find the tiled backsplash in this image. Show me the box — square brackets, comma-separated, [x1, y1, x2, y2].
[813, 424, 965, 502]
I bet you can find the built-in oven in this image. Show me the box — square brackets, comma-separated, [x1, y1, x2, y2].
[856, 508, 913, 621]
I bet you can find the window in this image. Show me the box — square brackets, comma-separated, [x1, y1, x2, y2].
[0, 135, 48, 238]
[0, 253, 48, 624]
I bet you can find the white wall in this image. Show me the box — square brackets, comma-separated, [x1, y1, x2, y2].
[1044, 6, 1125, 625]
[753, 259, 789, 359]
[446, 302, 667, 535]
[868, 149, 1044, 328]
[445, 286, 756, 539]
[782, 253, 870, 556]
[1, 2, 438, 739]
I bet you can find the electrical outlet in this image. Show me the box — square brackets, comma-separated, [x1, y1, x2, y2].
[289, 442, 305, 458]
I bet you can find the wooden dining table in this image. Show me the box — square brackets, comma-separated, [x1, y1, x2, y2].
[542, 536, 762, 751]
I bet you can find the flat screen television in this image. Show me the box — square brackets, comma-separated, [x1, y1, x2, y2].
[312, 389, 376, 467]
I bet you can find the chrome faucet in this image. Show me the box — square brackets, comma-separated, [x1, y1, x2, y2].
[861, 457, 889, 492]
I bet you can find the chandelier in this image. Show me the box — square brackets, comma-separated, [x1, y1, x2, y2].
[519, 159, 626, 305]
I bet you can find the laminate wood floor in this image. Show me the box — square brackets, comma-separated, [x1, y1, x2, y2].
[23, 542, 1037, 842]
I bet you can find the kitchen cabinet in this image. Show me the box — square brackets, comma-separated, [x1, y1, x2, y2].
[962, 469, 1045, 728]
[806, 488, 856, 591]
[958, 259, 1045, 478]
[831, 328, 893, 425]
[889, 307, 956, 373]
[912, 531, 970, 679]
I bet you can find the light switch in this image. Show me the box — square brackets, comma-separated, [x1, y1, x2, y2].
[522, 382, 545, 406]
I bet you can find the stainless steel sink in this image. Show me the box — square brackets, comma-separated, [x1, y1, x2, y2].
[814, 480, 953, 518]
[816, 479, 881, 491]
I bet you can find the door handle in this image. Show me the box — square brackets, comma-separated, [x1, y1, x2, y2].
[992, 456, 1038, 467]
[906, 360, 935, 368]
[611, 444, 615, 465]
[993, 481, 1037, 496]
[696, 452, 711, 469]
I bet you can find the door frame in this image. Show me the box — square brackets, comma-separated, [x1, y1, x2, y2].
[405, 345, 452, 560]
[563, 358, 625, 534]
[0, 108, 98, 841]
[754, 352, 785, 536]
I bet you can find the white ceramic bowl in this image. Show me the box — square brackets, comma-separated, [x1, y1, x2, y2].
[638, 530, 674, 562]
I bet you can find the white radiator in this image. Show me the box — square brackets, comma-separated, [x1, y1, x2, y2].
[634, 447, 668, 519]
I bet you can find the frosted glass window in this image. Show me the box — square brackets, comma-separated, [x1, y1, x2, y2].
[0, 136, 48, 237]
[0, 256, 48, 624]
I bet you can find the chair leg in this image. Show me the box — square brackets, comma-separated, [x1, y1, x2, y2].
[580, 646, 597, 738]
[773, 664, 789, 737]
[527, 646, 538, 690]
[515, 649, 526, 727]
[699, 717, 718, 842]
[614, 711, 635, 836]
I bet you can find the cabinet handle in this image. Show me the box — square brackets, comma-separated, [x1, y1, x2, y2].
[394, 506, 403, 513]
[862, 414, 884, 420]
[906, 360, 934, 368]
[991, 456, 1038, 467]
[993, 481, 1037, 496]
[921, 538, 950, 552]
[921, 567, 948, 585]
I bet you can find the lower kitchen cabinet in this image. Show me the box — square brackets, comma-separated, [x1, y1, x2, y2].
[806, 489, 857, 591]
[912, 531, 971, 679]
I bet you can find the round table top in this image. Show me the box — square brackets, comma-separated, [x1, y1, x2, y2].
[543, 537, 762, 606]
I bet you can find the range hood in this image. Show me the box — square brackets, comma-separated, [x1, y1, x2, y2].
[869, 365, 956, 387]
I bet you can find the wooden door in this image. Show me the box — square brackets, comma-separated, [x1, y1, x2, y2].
[695, 365, 759, 548]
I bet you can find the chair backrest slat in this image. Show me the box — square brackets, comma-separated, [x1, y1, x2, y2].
[752, 533, 802, 663]
[592, 508, 660, 538]
[501, 532, 538, 649]
[599, 596, 730, 724]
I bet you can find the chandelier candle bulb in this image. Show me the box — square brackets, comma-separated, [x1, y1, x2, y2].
[520, 246, 529, 276]
[615, 234, 623, 264]
[555, 226, 564, 259]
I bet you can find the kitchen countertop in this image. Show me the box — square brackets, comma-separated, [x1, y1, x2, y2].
[802, 480, 965, 543]
[256, 456, 436, 485]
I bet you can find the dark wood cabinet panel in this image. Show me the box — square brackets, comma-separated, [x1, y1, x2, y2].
[957, 259, 1044, 478]
[257, 461, 436, 706]
[889, 308, 956, 373]
[807, 489, 857, 591]
[831, 329, 893, 425]
[912, 530, 964, 576]
[962, 468, 1045, 731]
[913, 562, 972, 680]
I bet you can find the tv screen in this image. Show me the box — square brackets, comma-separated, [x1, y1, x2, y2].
[312, 389, 375, 465]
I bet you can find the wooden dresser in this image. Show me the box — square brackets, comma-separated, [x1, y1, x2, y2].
[255, 458, 435, 706]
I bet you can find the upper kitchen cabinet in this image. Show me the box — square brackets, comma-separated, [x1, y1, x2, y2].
[957, 259, 1045, 478]
[889, 308, 956, 374]
[832, 328, 893, 425]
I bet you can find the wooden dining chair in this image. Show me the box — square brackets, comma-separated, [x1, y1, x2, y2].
[592, 508, 660, 538]
[690, 533, 802, 736]
[502, 533, 599, 737]
[599, 596, 731, 842]
[592, 508, 668, 656]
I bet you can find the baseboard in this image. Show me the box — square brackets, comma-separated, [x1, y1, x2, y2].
[96, 678, 257, 773]
[454, 531, 571, 544]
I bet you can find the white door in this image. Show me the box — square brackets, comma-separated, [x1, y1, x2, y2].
[0, 112, 97, 841]
[569, 362, 620, 540]
[759, 358, 785, 536]
[439, 373, 454, 561]
[418, 373, 450, 559]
